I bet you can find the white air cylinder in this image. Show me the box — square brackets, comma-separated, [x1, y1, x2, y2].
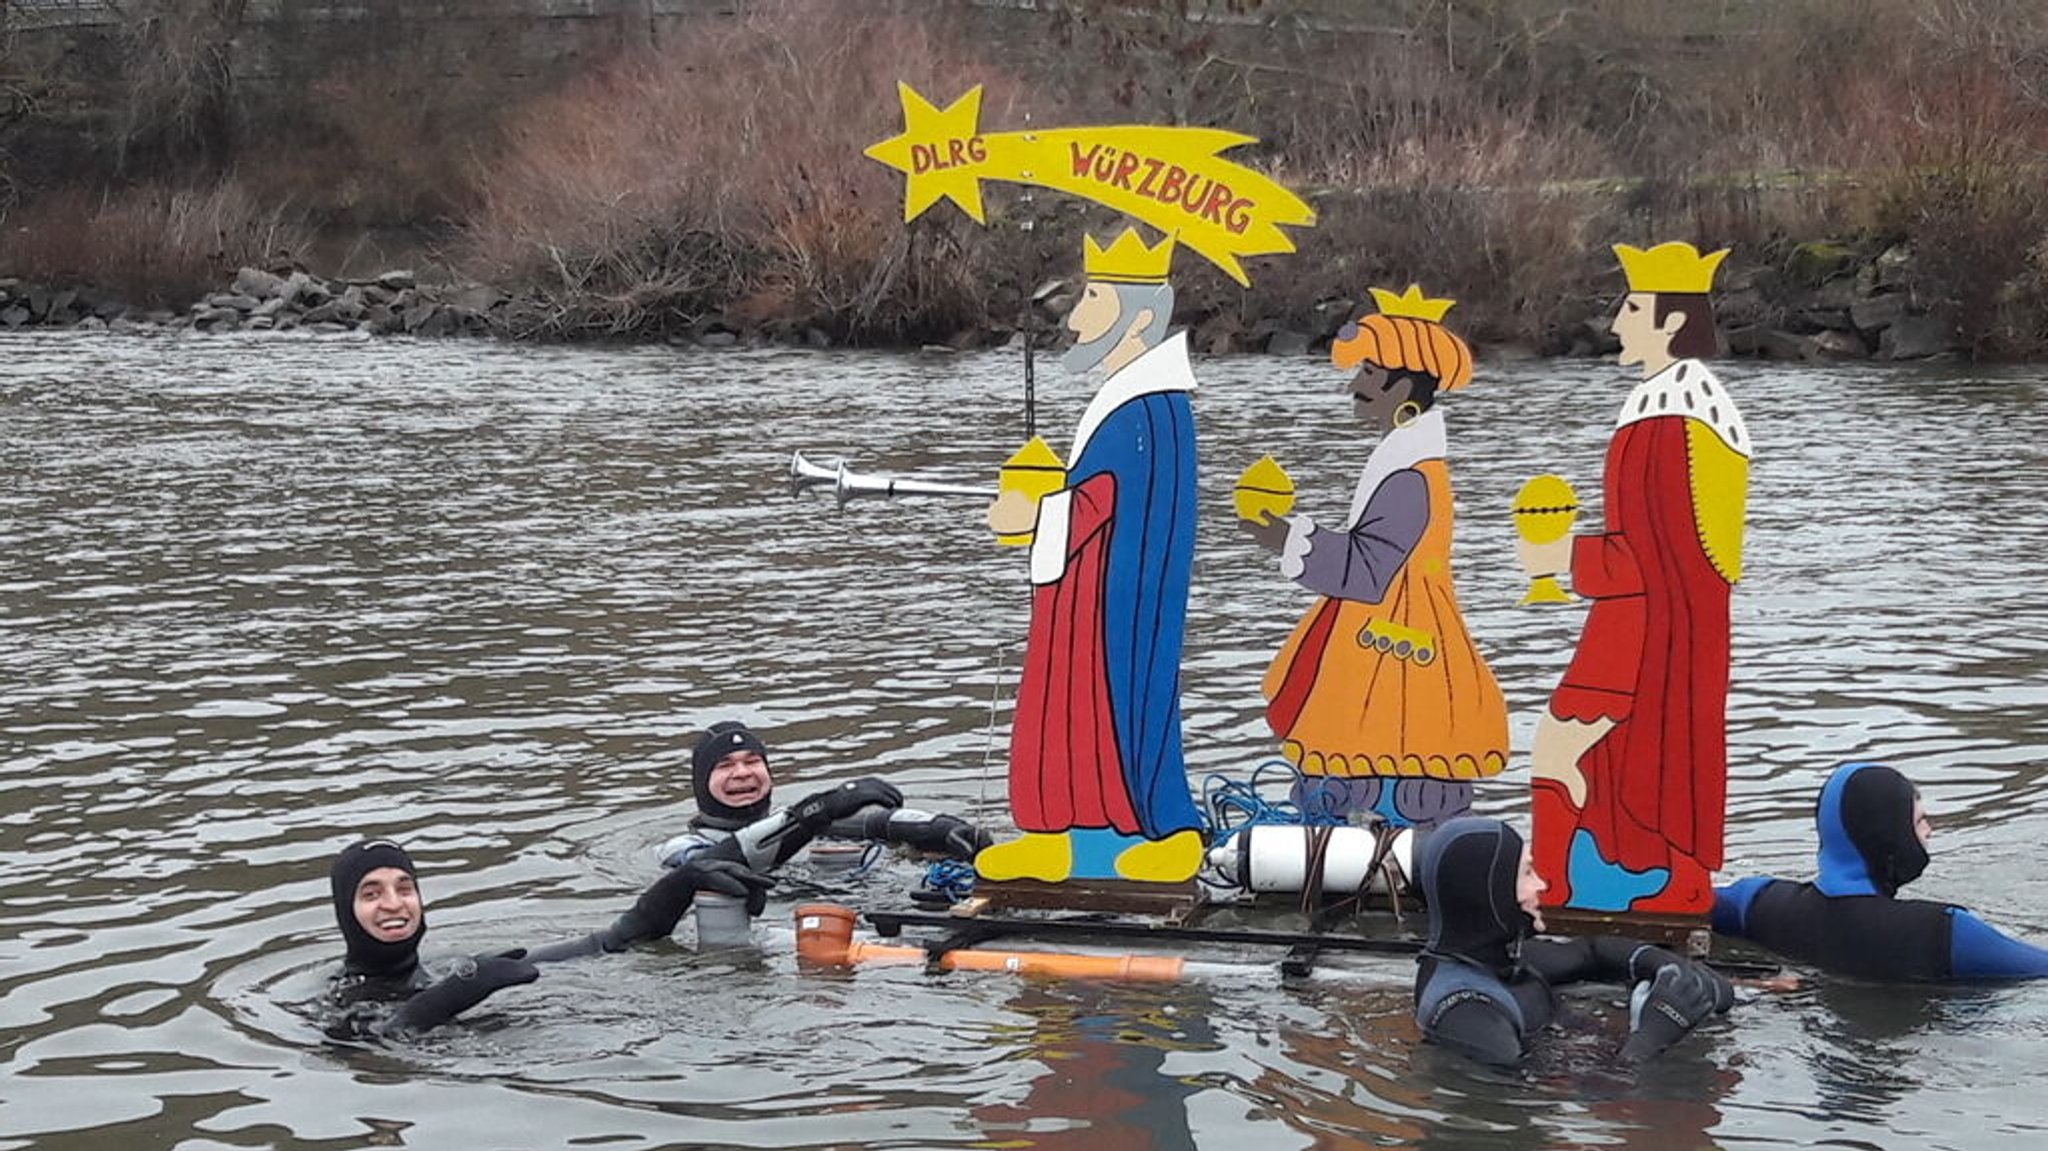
[1207, 824, 1415, 895]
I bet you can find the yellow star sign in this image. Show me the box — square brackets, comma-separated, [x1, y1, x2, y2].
[863, 83, 1314, 287]
[864, 83, 991, 224]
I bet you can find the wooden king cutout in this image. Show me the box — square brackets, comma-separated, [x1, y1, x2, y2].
[864, 85, 1313, 894]
[1242, 286, 1509, 829]
[1520, 242, 1751, 920]
[977, 230, 1208, 885]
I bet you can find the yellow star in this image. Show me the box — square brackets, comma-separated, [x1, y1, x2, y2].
[864, 83, 988, 224]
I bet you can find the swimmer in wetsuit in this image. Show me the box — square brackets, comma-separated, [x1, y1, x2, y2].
[324, 838, 769, 1039]
[1413, 817, 1734, 1068]
[654, 721, 990, 885]
[1713, 761, 2048, 981]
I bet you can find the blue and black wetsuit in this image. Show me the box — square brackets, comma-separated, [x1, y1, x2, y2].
[1413, 818, 1733, 1067]
[1713, 762, 2048, 981]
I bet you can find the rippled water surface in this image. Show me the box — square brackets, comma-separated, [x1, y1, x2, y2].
[2, 331, 2044, 1150]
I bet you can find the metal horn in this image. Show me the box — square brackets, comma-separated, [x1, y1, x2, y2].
[788, 450, 989, 510]
[789, 449, 842, 499]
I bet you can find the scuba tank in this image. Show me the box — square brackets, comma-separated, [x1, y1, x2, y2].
[1207, 823, 1416, 895]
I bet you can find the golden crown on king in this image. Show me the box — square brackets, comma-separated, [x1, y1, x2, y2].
[1369, 283, 1457, 322]
[1614, 241, 1730, 295]
[1085, 229, 1176, 284]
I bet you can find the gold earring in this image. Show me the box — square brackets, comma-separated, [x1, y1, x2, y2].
[1393, 400, 1422, 428]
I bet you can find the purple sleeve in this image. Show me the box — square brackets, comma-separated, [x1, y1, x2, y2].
[1290, 469, 1429, 602]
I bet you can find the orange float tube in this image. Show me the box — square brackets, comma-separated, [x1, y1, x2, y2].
[794, 904, 1183, 983]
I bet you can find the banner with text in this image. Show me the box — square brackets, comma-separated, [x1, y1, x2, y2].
[865, 83, 1315, 286]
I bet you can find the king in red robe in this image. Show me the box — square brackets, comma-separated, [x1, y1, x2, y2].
[1529, 242, 1750, 916]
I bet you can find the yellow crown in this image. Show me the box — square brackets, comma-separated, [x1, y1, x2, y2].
[1369, 283, 1456, 322]
[1084, 229, 1175, 284]
[1614, 241, 1729, 295]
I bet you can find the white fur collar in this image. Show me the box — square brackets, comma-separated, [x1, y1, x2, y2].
[1617, 359, 1749, 457]
[1344, 407, 1446, 526]
[1069, 332, 1195, 458]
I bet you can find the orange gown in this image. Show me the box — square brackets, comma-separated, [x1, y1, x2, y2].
[1261, 412, 1508, 781]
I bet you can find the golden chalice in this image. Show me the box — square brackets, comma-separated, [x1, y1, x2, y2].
[1512, 473, 1578, 604]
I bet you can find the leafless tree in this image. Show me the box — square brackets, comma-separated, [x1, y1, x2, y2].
[105, 0, 249, 172]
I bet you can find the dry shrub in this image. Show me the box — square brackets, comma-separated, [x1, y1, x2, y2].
[240, 68, 491, 227]
[237, 1, 522, 229]
[463, 0, 1036, 340]
[1713, 0, 2048, 354]
[114, 0, 250, 172]
[1996, 236, 2048, 358]
[0, 180, 309, 304]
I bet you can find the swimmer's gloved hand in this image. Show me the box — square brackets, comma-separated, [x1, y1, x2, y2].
[675, 856, 774, 917]
[839, 808, 990, 861]
[788, 778, 904, 830]
[381, 949, 539, 1037]
[618, 856, 775, 940]
[1619, 963, 1723, 1062]
[524, 858, 776, 964]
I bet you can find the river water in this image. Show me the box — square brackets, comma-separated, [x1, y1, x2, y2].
[1, 330, 2042, 1150]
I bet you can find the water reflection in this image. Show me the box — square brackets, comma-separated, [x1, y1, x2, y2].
[0, 331, 2043, 1149]
[970, 982, 1219, 1151]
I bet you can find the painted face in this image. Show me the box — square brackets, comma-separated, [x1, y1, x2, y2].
[1611, 291, 1682, 369]
[1348, 362, 1410, 428]
[707, 749, 772, 809]
[1060, 282, 1127, 375]
[1912, 797, 1932, 847]
[353, 866, 422, 944]
[1516, 844, 1548, 934]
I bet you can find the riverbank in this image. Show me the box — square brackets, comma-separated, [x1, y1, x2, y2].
[0, 233, 2008, 365]
[4, 1, 2047, 360]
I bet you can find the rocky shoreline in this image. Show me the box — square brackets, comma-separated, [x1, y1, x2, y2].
[0, 241, 2001, 364]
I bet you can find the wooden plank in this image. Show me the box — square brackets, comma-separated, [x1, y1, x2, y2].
[976, 877, 1205, 920]
[1540, 907, 1713, 956]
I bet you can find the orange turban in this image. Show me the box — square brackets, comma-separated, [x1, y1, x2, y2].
[1330, 314, 1473, 392]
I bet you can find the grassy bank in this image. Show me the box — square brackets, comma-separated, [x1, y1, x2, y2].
[4, 0, 2047, 357]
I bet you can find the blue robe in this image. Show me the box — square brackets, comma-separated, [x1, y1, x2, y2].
[1010, 333, 1203, 841]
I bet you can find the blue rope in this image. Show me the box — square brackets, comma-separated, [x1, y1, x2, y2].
[923, 858, 978, 903]
[1202, 758, 1344, 847]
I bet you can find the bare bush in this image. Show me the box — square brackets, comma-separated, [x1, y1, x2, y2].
[109, 0, 250, 172]
[462, 0, 1038, 341]
[0, 179, 309, 303]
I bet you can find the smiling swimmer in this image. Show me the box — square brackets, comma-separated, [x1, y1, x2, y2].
[653, 721, 989, 895]
[323, 837, 768, 1040]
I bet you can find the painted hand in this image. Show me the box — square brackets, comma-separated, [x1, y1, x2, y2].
[1516, 535, 1572, 580]
[1531, 712, 1612, 808]
[987, 489, 1038, 538]
[1240, 510, 1290, 554]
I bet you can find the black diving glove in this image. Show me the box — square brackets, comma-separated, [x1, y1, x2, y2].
[1702, 963, 1736, 1014]
[677, 856, 774, 917]
[618, 856, 775, 941]
[840, 808, 990, 861]
[382, 949, 539, 1037]
[788, 777, 904, 831]
[1619, 963, 1721, 1062]
[899, 814, 991, 861]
